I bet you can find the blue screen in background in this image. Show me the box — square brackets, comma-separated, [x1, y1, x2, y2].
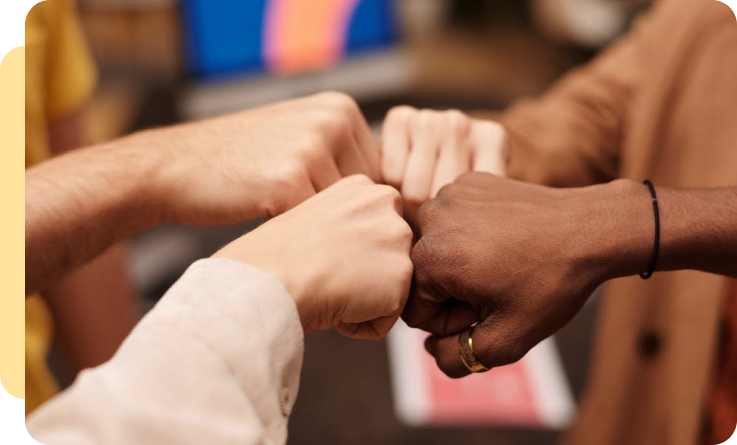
[181, 0, 399, 79]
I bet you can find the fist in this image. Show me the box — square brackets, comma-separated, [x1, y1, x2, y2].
[405, 173, 644, 377]
[215, 175, 414, 339]
[380, 107, 509, 214]
[150, 92, 381, 225]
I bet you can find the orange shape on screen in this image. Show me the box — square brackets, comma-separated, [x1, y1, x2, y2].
[264, 0, 362, 75]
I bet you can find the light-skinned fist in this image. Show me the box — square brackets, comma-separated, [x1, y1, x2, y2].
[214, 175, 414, 339]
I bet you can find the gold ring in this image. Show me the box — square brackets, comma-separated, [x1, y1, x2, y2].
[458, 326, 490, 373]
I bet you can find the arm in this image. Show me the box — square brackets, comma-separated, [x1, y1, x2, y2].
[25, 136, 162, 296]
[26, 92, 381, 295]
[27, 259, 305, 445]
[377, 30, 635, 209]
[498, 30, 639, 187]
[379, 3, 670, 195]
[42, 110, 140, 375]
[27, 176, 413, 444]
[633, 185, 737, 277]
[405, 174, 736, 377]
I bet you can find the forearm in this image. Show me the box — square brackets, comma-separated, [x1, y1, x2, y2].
[588, 181, 737, 280]
[493, 1, 662, 188]
[499, 95, 622, 187]
[25, 133, 166, 294]
[655, 186, 737, 276]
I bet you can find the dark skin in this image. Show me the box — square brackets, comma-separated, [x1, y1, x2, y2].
[405, 172, 737, 378]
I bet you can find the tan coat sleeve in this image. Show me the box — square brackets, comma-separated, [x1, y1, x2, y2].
[500, 8, 652, 187]
[26, 259, 305, 445]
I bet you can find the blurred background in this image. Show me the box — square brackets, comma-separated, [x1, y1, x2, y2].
[49, 0, 653, 443]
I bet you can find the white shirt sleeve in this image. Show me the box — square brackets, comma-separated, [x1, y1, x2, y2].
[27, 258, 305, 445]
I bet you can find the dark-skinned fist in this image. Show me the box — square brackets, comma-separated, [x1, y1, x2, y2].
[404, 172, 652, 378]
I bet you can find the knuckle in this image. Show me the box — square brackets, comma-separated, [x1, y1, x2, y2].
[299, 141, 328, 165]
[386, 105, 417, 123]
[375, 184, 402, 205]
[402, 188, 428, 207]
[400, 256, 414, 279]
[435, 182, 455, 199]
[389, 186, 404, 207]
[398, 221, 414, 245]
[319, 91, 358, 113]
[474, 120, 506, 143]
[300, 132, 327, 156]
[343, 174, 372, 187]
[410, 238, 434, 271]
[456, 170, 483, 185]
[446, 110, 471, 136]
[388, 221, 414, 254]
[415, 109, 439, 128]
[417, 197, 443, 225]
[316, 110, 349, 136]
[275, 162, 308, 189]
[386, 292, 405, 316]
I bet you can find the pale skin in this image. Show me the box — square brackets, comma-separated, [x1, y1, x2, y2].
[26, 92, 412, 337]
[381, 106, 737, 377]
[26, 92, 380, 296]
[214, 175, 413, 338]
[42, 108, 139, 375]
[381, 107, 509, 205]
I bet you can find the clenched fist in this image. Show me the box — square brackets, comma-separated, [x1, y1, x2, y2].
[146, 92, 381, 225]
[405, 173, 654, 377]
[215, 175, 414, 339]
[381, 107, 509, 211]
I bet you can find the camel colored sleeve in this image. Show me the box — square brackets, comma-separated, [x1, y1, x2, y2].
[500, 8, 652, 187]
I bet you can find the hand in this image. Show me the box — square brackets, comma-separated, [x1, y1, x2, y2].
[144, 92, 381, 225]
[214, 175, 414, 339]
[380, 107, 509, 212]
[405, 173, 653, 377]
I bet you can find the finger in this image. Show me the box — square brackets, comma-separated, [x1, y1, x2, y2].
[274, 176, 317, 216]
[336, 314, 399, 340]
[335, 134, 375, 179]
[430, 143, 470, 198]
[425, 325, 499, 379]
[330, 173, 374, 190]
[401, 114, 440, 205]
[424, 333, 472, 379]
[470, 122, 509, 176]
[472, 146, 507, 176]
[402, 289, 479, 335]
[351, 110, 382, 182]
[379, 184, 404, 217]
[425, 316, 527, 378]
[309, 154, 343, 191]
[381, 106, 415, 187]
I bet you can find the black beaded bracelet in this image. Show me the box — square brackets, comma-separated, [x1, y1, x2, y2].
[640, 180, 660, 280]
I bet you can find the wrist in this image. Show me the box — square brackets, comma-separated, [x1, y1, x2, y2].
[121, 129, 181, 225]
[78, 137, 168, 230]
[569, 179, 655, 282]
[212, 239, 314, 332]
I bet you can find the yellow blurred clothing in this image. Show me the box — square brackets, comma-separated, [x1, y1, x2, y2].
[25, 0, 97, 414]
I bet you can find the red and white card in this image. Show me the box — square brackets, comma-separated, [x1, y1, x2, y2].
[387, 321, 575, 428]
